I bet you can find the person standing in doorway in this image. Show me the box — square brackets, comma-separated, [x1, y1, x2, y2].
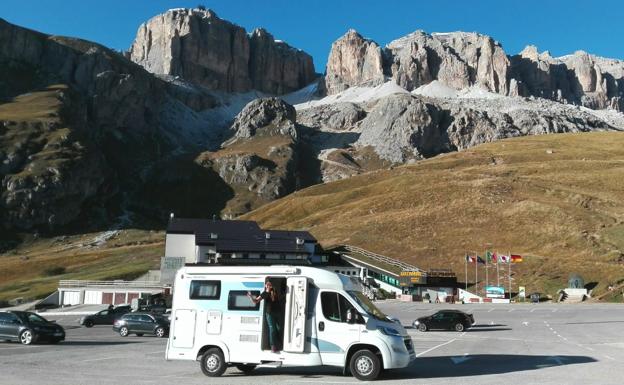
[248, 278, 281, 353]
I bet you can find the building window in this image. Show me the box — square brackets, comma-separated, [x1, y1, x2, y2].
[189, 280, 221, 300]
[243, 253, 249, 258]
[228, 290, 260, 311]
[260, 254, 266, 259]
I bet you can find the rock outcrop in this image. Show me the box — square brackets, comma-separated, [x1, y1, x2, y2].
[324, 30, 386, 95]
[0, 17, 223, 230]
[297, 102, 366, 130]
[356, 94, 448, 162]
[324, 29, 624, 111]
[129, 8, 316, 95]
[510, 46, 624, 111]
[197, 98, 301, 215]
[229, 97, 297, 140]
[352, 93, 616, 163]
[387, 31, 509, 94]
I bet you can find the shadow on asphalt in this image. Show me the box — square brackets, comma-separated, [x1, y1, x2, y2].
[472, 323, 506, 327]
[58, 340, 146, 346]
[465, 327, 512, 332]
[383, 354, 597, 379]
[220, 354, 595, 379]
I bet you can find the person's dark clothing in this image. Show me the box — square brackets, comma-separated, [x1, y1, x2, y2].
[260, 291, 279, 315]
[260, 290, 281, 350]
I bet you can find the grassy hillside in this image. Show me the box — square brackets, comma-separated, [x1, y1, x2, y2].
[0, 230, 163, 303]
[244, 132, 624, 299]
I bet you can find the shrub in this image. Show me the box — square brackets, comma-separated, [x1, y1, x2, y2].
[43, 266, 66, 276]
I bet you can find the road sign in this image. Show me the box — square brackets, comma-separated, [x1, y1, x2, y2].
[485, 285, 505, 298]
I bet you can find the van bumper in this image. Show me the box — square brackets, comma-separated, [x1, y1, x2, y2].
[386, 337, 416, 369]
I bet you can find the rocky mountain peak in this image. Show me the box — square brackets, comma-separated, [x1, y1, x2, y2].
[324, 29, 386, 95]
[325, 28, 624, 111]
[230, 97, 297, 140]
[129, 8, 316, 95]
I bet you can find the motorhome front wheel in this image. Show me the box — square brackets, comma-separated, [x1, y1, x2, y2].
[349, 349, 381, 381]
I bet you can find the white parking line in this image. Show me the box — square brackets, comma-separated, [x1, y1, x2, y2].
[416, 339, 456, 357]
[488, 308, 494, 312]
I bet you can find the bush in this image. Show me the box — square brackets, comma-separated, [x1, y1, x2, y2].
[43, 266, 66, 276]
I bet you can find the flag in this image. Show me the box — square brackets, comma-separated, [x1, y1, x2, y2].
[476, 256, 486, 264]
[485, 250, 493, 263]
[465, 255, 476, 263]
[492, 252, 498, 263]
[511, 254, 523, 263]
[498, 255, 510, 263]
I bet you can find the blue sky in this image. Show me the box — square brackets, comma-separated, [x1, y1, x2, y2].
[1, 0, 622, 72]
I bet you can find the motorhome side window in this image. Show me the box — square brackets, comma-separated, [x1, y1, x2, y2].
[228, 290, 260, 311]
[189, 280, 221, 300]
[321, 292, 355, 323]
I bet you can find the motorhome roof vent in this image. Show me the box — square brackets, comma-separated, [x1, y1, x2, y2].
[296, 237, 304, 245]
[210, 233, 218, 239]
[265, 232, 271, 239]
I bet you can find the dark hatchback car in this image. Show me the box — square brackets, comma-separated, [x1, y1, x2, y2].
[0, 310, 65, 344]
[413, 309, 475, 332]
[80, 306, 131, 327]
[113, 313, 169, 338]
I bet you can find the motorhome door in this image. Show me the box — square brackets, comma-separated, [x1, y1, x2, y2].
[283, 276, 308, 352]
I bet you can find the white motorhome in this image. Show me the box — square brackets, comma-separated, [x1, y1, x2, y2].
[166, 265, 415, 380]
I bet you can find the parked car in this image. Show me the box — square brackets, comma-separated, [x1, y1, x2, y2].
[113, 312, 169, 338]
[79, 305, 131, 327]
[413, 309, 474, 332]
[0, 310, 65, 344]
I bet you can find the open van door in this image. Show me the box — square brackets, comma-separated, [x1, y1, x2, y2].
[283, 277, 308, 352]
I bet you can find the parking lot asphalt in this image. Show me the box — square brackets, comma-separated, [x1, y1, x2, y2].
[1, 302, 623, 385]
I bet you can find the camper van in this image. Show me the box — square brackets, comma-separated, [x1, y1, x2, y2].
[166, 265, 415, 380]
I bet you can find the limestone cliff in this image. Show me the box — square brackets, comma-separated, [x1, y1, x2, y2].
[129, 8, 316, 94]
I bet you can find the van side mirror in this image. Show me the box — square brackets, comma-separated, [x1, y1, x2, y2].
[346, 308, 357, 324]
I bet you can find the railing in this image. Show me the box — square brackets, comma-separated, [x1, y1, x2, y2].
[58, 280, 163, 289]
[340, 244, 423, 273]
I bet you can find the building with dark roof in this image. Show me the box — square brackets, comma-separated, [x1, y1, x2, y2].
[163, 217, 318, 268]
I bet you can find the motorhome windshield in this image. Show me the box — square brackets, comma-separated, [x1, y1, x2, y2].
[347, 291, 389, 321]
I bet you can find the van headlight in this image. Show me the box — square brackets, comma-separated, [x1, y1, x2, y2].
[377, 326, 401, 336]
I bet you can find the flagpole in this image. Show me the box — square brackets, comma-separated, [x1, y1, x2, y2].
[508, 250, 512, 300]
[485, 248, 488, 297]
[496, 250, 500, 286]
[464, 252, 468, 291]
[475, 252, 478, 297]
